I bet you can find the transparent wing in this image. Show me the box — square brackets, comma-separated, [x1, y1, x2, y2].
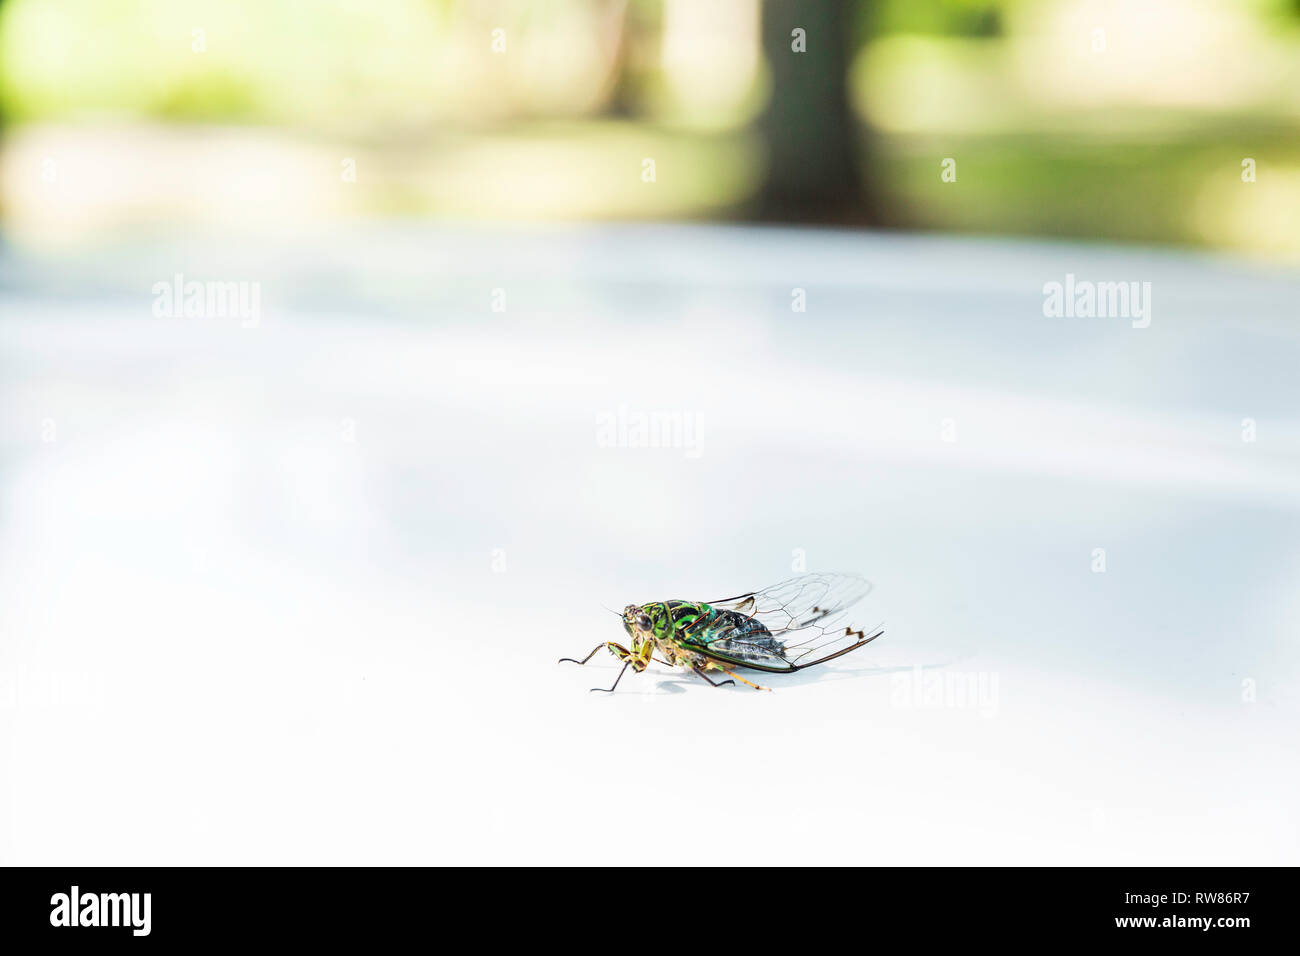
[698, 572, 882, 672]
[708, 572, 873, 631]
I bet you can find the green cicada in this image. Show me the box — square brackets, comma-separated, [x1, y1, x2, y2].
[560, 572, 883, 692]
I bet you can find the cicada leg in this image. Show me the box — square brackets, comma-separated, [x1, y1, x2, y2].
[558, 641, 632, 666]
[559, 642, 645, 693]
[691, 665, 735, 689]
[717, 664, 772, 692]
[590, 661, 630, 694]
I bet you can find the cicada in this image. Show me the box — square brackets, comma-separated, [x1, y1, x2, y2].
[560, 572, 883, 692]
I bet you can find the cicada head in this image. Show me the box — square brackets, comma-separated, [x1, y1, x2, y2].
[622, 604, 654, 649]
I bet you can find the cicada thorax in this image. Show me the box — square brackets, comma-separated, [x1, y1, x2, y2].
[637, 600, 710, 642]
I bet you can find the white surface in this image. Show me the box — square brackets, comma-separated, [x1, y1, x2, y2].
[1, 224, 1298, 864]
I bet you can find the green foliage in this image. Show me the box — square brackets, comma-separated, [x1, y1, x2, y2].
[863, 0, 1008, 39]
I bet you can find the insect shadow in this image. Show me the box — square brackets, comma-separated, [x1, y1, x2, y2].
[569, 659, 930, 696]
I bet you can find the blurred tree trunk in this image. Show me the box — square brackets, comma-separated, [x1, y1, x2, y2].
[599, 0, 639, 117]
[754, 0, 874, 224]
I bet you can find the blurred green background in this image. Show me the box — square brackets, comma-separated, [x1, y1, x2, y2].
[2, 0, 1299, 259]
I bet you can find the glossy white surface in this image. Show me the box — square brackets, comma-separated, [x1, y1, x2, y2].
[2, 224, 1297, 863]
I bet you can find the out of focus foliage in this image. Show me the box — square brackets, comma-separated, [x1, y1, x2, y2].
[2, 0, 1299, 259]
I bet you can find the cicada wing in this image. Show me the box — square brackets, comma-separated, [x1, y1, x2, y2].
[708, 572, 873, 634]
[693, 621, 885, 674]
[691, 634, 799, 672]
[698, 572, 880, 673]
